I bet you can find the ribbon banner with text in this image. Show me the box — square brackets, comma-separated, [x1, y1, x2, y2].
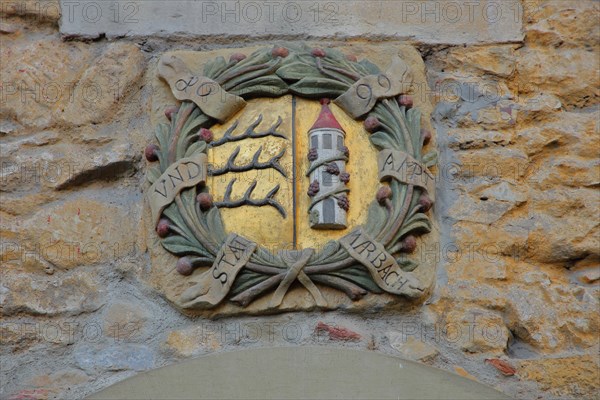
[148, 152, 208, 225]
[340, 228, 424, 297]
[180, 234, 257, 309]
[158, 54, 246, 122]
[378, 149, 435, 201]
[335, 56, 413, 118]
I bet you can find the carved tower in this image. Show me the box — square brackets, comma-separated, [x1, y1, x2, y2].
[307, 99, 350, 230]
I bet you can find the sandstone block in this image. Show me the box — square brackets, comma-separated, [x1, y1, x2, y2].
[61, 43, 145, 126]
[389, 335, 439, 362]
[0, 269, 103, 316]
[58, 0, 523, 44]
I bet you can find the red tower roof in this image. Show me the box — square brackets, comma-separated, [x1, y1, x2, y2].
[309, 98, 345, 132]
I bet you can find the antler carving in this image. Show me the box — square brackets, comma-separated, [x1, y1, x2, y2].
[209, 146, 287, 177]
[210, 114, 286, 147]
[214, 179, 286, 218]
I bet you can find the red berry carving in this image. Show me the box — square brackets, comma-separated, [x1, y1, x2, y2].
[156, 218, 170, 238]
[145, 144, 159, 162]
[364, 116, 381, 133]
[197, 193, 213, 211]
[176, 257, 194, 276]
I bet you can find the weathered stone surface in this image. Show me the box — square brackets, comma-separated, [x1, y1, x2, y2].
[580, 268, 600, 284]
[0, 0, 61, 22]
[1, 35, 144, 130]
[443, 45, 518, 78]
[0, 317, 88, 351]
[515, 110, 599, 158]
[0, 321, 40, 350]
[436, 263, 600, 354]
[58, 0, 523, 45]
[478, 182, 528, 205]
[0, 34, 93, 128]
[515, 47, 599, 109]
[163, 326, 221, 357]
[0, 269, 103, 316]
[529, 156, 600, 189]
[447, 180, 528, 226]
[1, 140, 139, 194]
[0, 21, 20, 34]
[26, 369, 89, 396]
[447, 128, 512, 150]
[102, 301, 151, 340]
[505, 282, 599, 350]
[449, 194, 516, 225]
[526, 213, 598, 264]
[75, 344, 155, 372]
[0, 193, 61, 219]
[524, 1, 600, 47]
[449, 219, 530, 261]
[61, 43, 145, 126]
[510, 93, 563, 126]
[518, 355, 600, 399]
[444, 308, 510, 354]
[3, 195, 140, 271]
[453, 147, 529, 181]
[389, 335, 439, 362]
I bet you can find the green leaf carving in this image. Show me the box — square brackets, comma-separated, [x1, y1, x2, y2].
[205, 207, 227, 245]
[369, 131, 396, 150]
[329, 266, 383, 293]
[363, 201, 388, 237]
[358, 59, 381, 74]
[161, 235, 210, 257]
[225, 48, 271, 75]
[289, 77, 349, 98]
[406, 108, 422, 157]
[204, 56, 227, 79]
[396, 213, 432, 241]
[230, 270, 269, 296]
[276, 61, 320, 81]
[230, 75, 289, 98]
[184, 141, 207, 158]
[397, 258, 418, 272]
[146, 166, 161, 184]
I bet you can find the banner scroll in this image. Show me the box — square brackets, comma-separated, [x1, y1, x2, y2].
[335, 56, 413, 118]
[148, 152, 208, 226]
[340, 228, 424, 297]
[158, 54, 246, 122]
[180, 234, 257, 309]
[378, 149, 436, 201]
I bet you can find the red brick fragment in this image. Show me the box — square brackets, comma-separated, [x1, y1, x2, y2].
[485, 358, 517, 376]
[315, 322, 361, 341]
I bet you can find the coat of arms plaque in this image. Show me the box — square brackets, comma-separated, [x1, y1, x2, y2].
[145, 44, 438, 316]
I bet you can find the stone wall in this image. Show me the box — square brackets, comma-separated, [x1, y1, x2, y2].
[1, 1, 598, 399]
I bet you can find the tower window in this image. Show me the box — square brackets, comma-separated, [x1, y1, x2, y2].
[311, 135, 318, 148]
[323, 198, 335, 223]
[322, 171, 332, 186]
[322, 133, 332, 149]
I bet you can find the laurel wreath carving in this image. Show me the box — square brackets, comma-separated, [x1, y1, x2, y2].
[146, 45, 437, 307]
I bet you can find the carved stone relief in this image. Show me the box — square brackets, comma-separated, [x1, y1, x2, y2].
[145, 44, 438, 317]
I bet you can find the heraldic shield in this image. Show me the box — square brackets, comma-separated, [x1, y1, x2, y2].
[145, 44, 439, 317]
